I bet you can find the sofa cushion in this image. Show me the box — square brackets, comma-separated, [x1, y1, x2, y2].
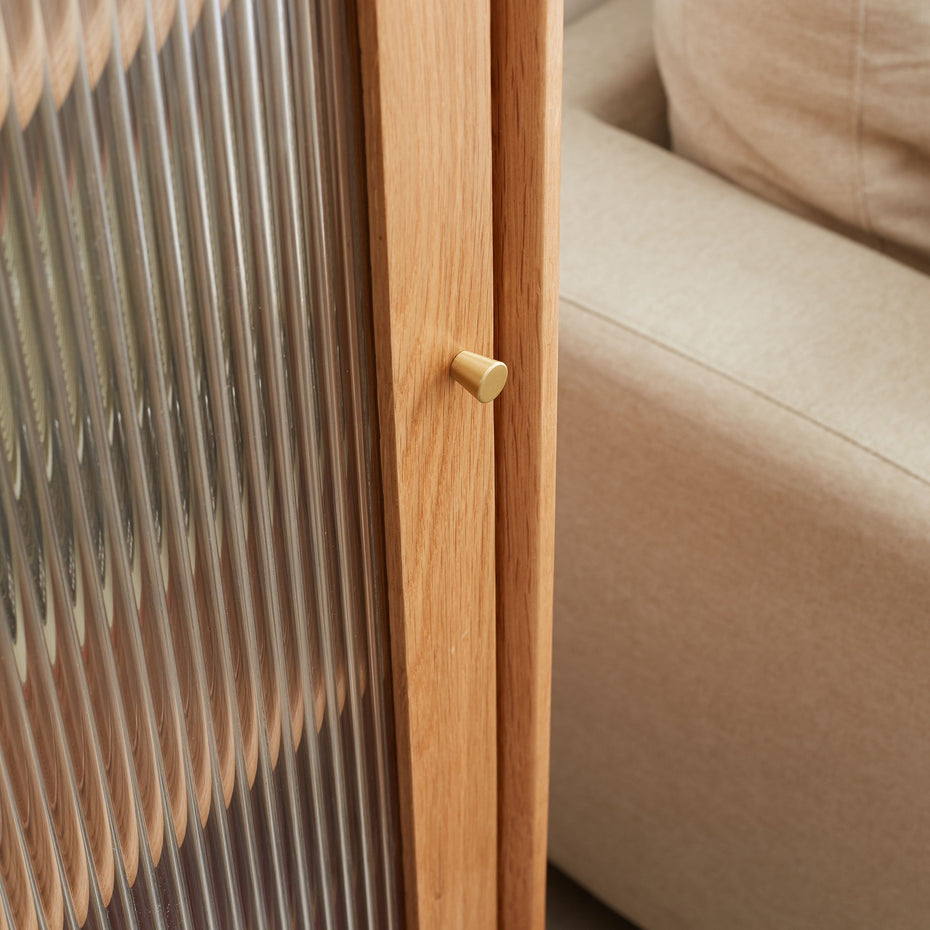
[551, 109, 930, 929]
[565, 0, 605, 24]
[653, 0, 930, 270]
[564, 0, 668, 146]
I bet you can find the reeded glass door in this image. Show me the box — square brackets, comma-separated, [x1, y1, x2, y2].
[0, 0, 402, 927]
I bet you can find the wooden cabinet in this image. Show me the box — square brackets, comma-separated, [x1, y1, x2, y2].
[0, 0, 559, 927]
[359, 0, 561, 926]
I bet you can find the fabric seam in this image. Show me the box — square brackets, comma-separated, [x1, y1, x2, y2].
[559, 292, 930, 492]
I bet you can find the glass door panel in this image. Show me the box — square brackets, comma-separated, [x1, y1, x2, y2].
[0, 0, 401, 927]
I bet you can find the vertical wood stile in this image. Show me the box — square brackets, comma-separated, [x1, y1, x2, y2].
[356, 0, 499, 927]
[492, 0, 562, 927]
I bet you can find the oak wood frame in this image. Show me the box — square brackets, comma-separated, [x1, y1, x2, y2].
[357, 0, 560, 925]
[492, 1, 562, 928]
[356, 1, 499, 927]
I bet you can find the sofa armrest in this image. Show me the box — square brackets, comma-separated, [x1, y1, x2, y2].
[553, 109, 930, 930]
[564, 0, 668, 146]
[559, 107, 930, 475]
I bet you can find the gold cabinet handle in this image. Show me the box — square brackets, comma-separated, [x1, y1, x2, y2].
[450, 351, 508, 403]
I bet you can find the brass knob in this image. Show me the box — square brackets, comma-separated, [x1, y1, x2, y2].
[450, 351, 508, 403]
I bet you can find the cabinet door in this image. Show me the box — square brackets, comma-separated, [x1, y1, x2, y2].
[357, 2, 499, 927]
[358, 0, 561, 927]
[0, 0, 559, 926]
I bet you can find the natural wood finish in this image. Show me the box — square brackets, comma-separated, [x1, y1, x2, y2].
[491, 0, 562, 927]
[356, 0, 498, 927]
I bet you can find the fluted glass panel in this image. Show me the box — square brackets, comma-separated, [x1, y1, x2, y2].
[0, 0, 401, 927]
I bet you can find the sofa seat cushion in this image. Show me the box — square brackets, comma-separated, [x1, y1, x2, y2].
[654, 0, 930, 270]
[551, 109, 930, 929]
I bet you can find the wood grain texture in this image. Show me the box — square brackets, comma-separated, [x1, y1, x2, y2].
[491, 1, 562, 927]
[357, 1, 498, 928]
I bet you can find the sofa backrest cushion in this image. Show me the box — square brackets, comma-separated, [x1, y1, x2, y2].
[654, 0, 930, 270]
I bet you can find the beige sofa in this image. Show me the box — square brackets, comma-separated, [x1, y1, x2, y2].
[550, 3, 930, 928]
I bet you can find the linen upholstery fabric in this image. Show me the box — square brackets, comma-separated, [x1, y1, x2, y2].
[564, 0, 668, 146]
[654, 0, 930, 269]
[565, 0, 606, 24]
[551, 102, 930, 929]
